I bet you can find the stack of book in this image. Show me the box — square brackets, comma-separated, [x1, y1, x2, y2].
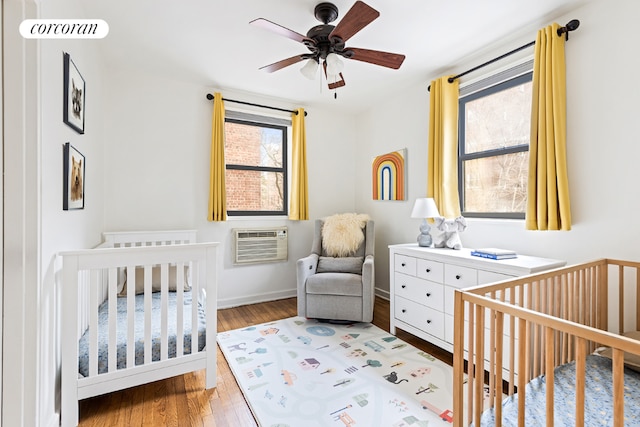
[470, 248, 517, 260]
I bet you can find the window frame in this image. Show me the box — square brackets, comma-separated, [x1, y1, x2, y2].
[458, 71, 533, 220]
[224, 117, 288, 217]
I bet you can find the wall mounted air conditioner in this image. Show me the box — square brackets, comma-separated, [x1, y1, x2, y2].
[232, 227, 288, 265]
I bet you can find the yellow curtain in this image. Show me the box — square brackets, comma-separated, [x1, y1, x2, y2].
[207, 92, 226, 221]
[526, 23, 572, 230]
[427, 75, 461, 218]
[289, 108, 309, 220]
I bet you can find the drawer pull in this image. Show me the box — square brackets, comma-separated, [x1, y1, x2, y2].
[426, 293, 431, 297]
[401, 262, 406, 267]
[401, 284, 406, 289]
[401, 309, 407, 313]
[456, 274, 461, 280]
[426, 320, 432, 324]
[426, 268, 431, 273]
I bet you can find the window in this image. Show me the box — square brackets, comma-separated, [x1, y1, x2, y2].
[224, 116, 288, 216]
[458, 69, 533, 219]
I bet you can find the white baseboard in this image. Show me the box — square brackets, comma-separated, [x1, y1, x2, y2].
[375, 287, 390, 301]
[218, 289, 297, 309]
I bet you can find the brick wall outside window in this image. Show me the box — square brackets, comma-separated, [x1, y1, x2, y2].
[224, 120, 285, 213]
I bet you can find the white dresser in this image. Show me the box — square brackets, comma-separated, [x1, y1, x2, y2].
[388, 244, 565, 353]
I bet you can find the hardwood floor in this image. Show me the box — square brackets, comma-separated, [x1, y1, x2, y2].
[78, 297, 452, 426]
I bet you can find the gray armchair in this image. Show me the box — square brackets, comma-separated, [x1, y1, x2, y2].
[297, 218, 375, 323]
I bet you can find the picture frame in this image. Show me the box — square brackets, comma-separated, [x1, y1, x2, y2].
[63, 52, 85, 134]
[63, 143, 85, 210]
[372, 148, 407, 201]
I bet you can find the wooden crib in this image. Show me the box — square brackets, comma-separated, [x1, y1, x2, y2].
[59, 230, 219, 427]
[453, 259, 640, 426]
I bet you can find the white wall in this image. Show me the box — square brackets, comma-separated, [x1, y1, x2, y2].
[37, 0, 108, 425]
[101, 68, 359, 307]
[355, 0, 640, 296]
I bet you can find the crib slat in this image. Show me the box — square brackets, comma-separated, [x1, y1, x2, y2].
[544, 328, 554, 427]
[488, 291, 496, 408]
[561, 274, 569, 365]
[89, 270, 100, 377]
[495, 310, 504, 426]
[161, 263, 169, 361]
[126, 266, 136, 369]
[474, 306, 484, 427]
[176, 262, 185, 358]
[517, 318, 527, 427]
[467, 303, 475, 424]
[108, 268, 118, 373]
[612, 348, 625, 427]
[600, 264, 608, 332]
[575, 338, 586, 427]
[144, 265, 152, 364]
[192, 262, 199, 355]
[618, 265, 624, 334]
[452, 292, 465, 427]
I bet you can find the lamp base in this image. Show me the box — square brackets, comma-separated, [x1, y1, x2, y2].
[417, 234, 433, 247]
[417, 219, 433, 247]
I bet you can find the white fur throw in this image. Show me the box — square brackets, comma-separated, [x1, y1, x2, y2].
[322, 213, 370, 257]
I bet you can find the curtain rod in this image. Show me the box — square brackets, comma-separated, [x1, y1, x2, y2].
[205, 93, 307, 116]
[427, 19, 580, 92]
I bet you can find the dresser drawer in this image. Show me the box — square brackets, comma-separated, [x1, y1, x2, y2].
[394, 272, 444, 311]
[444, 264, 478, 288]
[395, 296, 444, 339]
[395, 254, 417, 276]
[416, 259, 444, 282]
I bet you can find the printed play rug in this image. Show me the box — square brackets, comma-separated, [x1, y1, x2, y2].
[217, 316, 463, 427]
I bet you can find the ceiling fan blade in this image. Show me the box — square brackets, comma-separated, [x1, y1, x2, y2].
[259, 55, 305, 73]
[345, 47, 405, 69]
[329, 1, 379, 43]
[323, 62, 346, 89]
[328, 73, 346, 90]
[250, 18, 308, 44]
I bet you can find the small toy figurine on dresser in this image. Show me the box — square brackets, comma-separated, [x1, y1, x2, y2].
[432, 216, 467, 250]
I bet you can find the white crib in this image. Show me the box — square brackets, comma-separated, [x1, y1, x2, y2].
[59, 230, 219, 426]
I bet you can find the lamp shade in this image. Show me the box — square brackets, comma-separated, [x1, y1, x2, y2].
[325, 53, 344, 76]
[411, 198, 440, 219]
[300, 58, 319, 80]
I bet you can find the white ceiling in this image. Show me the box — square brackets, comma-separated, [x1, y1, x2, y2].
[82, 0, 591, 114]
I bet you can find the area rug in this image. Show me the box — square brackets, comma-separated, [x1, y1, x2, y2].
[217, 316, 463, 427]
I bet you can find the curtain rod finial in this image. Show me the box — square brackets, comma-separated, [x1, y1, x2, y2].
[566, 19, 580, 31]
[558, 19, 580, 38]
[206, 93, 214, 100]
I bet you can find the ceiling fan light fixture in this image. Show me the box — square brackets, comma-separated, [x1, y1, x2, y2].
[300, 58, 319, 80]
[324, 52, 344, 76]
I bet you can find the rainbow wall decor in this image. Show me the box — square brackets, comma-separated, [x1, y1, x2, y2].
[372, 149, 406, 201]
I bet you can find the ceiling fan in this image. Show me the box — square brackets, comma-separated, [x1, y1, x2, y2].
[250, 1, 406, 90]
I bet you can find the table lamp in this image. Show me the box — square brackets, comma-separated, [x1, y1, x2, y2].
[411, 198, 440, 247]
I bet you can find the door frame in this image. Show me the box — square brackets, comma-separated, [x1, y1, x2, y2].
[3, 1, 40, 425]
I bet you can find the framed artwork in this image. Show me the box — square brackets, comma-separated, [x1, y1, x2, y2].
[63, 52, 85, 134]
[372, 148, 407, 201]
[63, 143, 85, 210]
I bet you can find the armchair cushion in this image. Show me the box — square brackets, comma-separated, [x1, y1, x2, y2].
[316, 256, 363, 274]
[306, 273, 363, 297]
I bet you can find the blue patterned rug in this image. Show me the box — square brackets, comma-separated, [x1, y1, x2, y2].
[217, 316, 461, 427]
